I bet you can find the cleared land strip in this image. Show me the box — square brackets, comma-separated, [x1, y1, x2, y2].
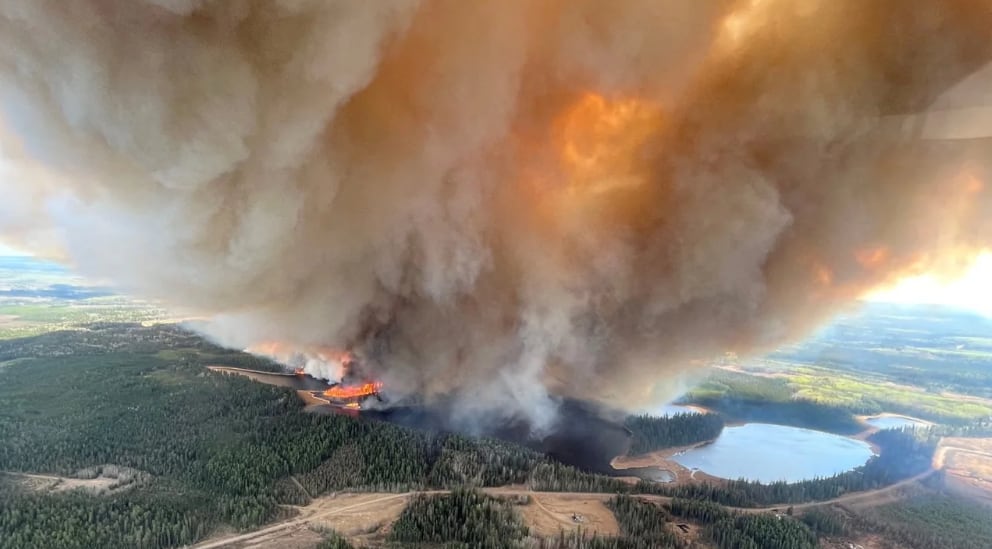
[192, 470, 937, 549]
[192, 492, 442, 549]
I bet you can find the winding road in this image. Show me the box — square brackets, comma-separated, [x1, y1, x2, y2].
[191, 469, 938, 548]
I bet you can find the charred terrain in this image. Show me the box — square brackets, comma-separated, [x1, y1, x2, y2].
[0, 310, 990, 549]
[3, 1, 992, 548]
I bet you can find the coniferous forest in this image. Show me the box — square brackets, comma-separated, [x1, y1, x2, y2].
[0, 325, 556, 548]
[1, 323, 989, 549]
[624, 412, 724, 455]
[387, 488, 529, 548]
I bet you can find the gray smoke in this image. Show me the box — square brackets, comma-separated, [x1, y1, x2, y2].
[2, 0, 992, 430]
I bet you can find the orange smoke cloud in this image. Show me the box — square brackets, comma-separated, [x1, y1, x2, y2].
[1, 0, 992, 426]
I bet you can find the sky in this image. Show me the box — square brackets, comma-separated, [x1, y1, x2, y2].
[866, 251, 992, 316]
[2, 237, 990, 315]
[0, 242, 28, 256]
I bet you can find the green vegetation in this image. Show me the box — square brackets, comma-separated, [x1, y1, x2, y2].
[798, 507, 847, 537]
[732, 302, 992, 420]
[624, 412, 724, 455]
[605, 495, 682, 548]
[529, 462, 629, 494]
[787, 370, 992, 424]
[650, 428, 937, 506]
[2, 300, 990, 548]
[0, 479, 221, 549]
[534, 495, 687, 549]
[801, 489, 992, 549]
[0, 301, 166, 340]
[682, 370, 864, 434]
[685, 365, 992, 427]
[0, 324, 617, 548]
[315, 532, 355, 549]
[388, 488, 528, 549]
[668, 498, 817, 549]
[0, 256, 168, 340]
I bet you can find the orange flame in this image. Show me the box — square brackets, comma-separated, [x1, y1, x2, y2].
[323, 381, 383, 400]
[814, 263, 834, 287]
[554, 92, 662, 194]
[855, 246, 890, 270]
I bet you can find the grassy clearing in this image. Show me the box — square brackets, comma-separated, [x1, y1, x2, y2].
[788, 372, 992, 423]
[0, 302, 166, 340]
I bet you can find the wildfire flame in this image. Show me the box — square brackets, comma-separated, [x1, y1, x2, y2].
[323, 381, 383, 400]
[855, 246, 890, 270]
[554, 92, 662, 195]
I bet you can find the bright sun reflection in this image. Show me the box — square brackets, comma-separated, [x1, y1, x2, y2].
[0, 243, 30, 256]
[866, 251, 992, 316]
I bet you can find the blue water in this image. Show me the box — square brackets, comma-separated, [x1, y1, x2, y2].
[865, 415, 927, 430]
[672, 423, 874, 483]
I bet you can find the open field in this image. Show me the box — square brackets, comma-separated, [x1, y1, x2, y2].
[755, 302, 992, 402]
[518, 492, 619, 537]
[0, 256, 169, 339]
[193, 492, 431, 549]
[706, 363, 992, 424]
[935, 437, 992, 506]
[303, 492, 411, 547]
[194, 471, 943, 549]
[2, 465, 149, 496]
[4, 472, 122, 494]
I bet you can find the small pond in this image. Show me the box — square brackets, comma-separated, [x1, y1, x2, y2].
[671, 423, 875, 483]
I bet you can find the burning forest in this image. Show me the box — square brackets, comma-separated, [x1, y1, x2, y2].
[2, 0, 992, 430]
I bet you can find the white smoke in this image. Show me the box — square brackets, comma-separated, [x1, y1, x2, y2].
[1, 0, 991, 430]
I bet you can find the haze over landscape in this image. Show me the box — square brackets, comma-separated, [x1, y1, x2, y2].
[1, 1, 992, 549]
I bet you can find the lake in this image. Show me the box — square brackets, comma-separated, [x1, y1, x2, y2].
[865, 415, 928, 430]
[671, 423, 874, 483]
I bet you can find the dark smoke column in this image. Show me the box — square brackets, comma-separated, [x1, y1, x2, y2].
[0, 0, 990, 428]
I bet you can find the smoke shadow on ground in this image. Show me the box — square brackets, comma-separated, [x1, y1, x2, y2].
[241, 369, 666, 479]
[362, 398, 635, 476]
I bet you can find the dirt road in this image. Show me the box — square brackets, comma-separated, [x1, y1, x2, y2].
[192, 471, 937, 548]
[192, 491, 444, 549]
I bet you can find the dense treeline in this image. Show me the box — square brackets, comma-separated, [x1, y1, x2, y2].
[0, 480, 221, 549]
[769, 302, 992, 401]
[647, 427, 937, 506]
[684, 394, 863, 435]
[680, 370, 861, 434]
[530, 427, 939, 507]
[934, 419, 992, 438]
[388, 488, 528, 549]
[624, 413, 724, 455]
[605, 495, 683, 548]
[800, 490, 992, 549]
[0, 325, 562, 548]
[529, 462, 630, 494]
[798, 508, 847, 536]
[315, 532, 354, 549]
[0, 323, 964, 549]
[668, 498, 817, 549]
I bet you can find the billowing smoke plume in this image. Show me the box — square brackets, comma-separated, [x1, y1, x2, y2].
[2, 0, 992, 429]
